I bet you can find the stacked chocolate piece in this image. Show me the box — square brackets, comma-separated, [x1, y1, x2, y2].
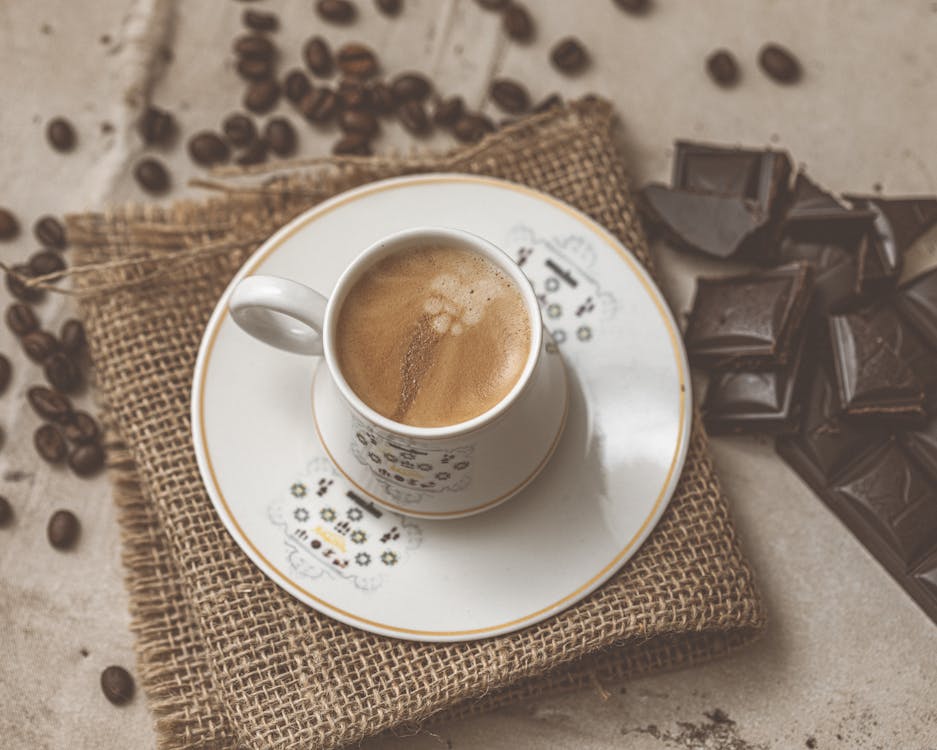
[641, 141, 937, 623]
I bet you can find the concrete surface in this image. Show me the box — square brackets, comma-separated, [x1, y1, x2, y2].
[1, 1, 936, 749]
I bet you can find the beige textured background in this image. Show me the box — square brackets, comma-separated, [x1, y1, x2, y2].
[1, 1, 936, 748]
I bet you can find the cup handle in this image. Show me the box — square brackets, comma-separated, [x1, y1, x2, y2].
[228, 275, 328, 356]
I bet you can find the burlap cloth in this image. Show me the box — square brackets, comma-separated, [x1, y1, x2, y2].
[67, 99, 766, 750]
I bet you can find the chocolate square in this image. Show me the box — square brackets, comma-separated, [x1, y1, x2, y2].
[673, 141, 792, 207]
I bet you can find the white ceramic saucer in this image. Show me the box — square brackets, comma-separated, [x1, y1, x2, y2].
[192, 174, 691, 642]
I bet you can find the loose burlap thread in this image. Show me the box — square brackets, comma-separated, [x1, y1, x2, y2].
[70, 99, 766, 750]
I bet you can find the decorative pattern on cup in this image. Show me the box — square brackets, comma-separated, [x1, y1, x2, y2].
[269, 457, 422, 591]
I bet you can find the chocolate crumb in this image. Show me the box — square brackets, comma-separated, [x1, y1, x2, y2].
[705, 708, 734, 725]
[80, 647, 90, 658]
[806, 738, 817, 749]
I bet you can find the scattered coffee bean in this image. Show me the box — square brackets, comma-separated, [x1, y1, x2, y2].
[316, 0, 356, 24]
[233, 34, 275, 60]
[336, 43, 379, 78]
[300, 88, 340, 124]
[6, 303, 39, 337]
[433, 96, 465, 127]
[137, 106, 176, 146]
[243, 79, 281, 114]
[0, 208, 19, 240]
[759, 43, 801, 84]
[133, 158, 170, 194]
[397, 99, 430, 135]
[63, 411, 100, 445]
[60, 319, 86, 356]
[100, 666, 135, 706]
[390, 72, 431, 102]
[28, 386, 73, 421]
[221, 114, 256, 148]
[375, 0, 401, 16]
[188, 131, 231, 166]
[46, 117, 76, 152]
[551, 37, 588, 74]
[332, 133, 373, 156]
[0, 354, 9, 395]
[28, 250, 66, 278]
[69, 443, 105, 477]
[0, 496, 11, 527]
[242, 9, 279, 31]
[338, 78, 371, 110]
[339, 108, 379, 137]
[264, 118, 297, 157]
[706, 49, 739, 87]
[5, 265, 44, 303]
[235, 138, 269, 166]
[453, 113, 495, 143]
[47, 509, 79, 548]
[33, 215, 66, 249]
[22, 331, 59, 363]
[533, 93, 562, 112]
[237, 56, 274, 81]
[503, 3, 534, 42]
[490, 78, 530, 113]
[475, 0, 509, 9]
[370, 82, 395, 115]
[35, 424, 67, 464]
[283, 69, 312, 103]
[613, 0, 650, 14]
[303, 36, 334, 77]
[44, 351, 82, 393]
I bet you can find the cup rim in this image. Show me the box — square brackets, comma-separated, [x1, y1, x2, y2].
[322, 226, 543, 439]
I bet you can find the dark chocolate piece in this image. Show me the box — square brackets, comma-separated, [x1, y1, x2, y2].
[673, 141, 792, 206]
[895, 267, 937, 351]
[845, 194, 937, 255]
[703, 333, 808, 434]
[784, 172, 860, 223]
[904, 411, 937, 481]
[685, 263, 813, 369]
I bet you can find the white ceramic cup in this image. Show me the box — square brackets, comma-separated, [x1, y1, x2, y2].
[229, 226, 568, 519]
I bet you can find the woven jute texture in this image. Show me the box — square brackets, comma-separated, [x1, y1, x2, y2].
[69, 99, 766, 750]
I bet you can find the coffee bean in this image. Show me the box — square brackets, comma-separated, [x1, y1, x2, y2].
[0, 496, 12, 527]
[100, 666, 135, 706]
[35, 424, 67, 464]
[613, 0, 650, 14]
[242, 9, 279, 31]
[503, 3, 534, 42]
[336, 43, 379, 78]
[551, 37, 588, 74]
[453, 113, 495, 143]
[332, 133, 372, 156]
[397, 99, 430, 135]
[137, 106, 176, 146]
[370, 82, 395, 115]
[759, 43, 801, 84]
[0, 354, 9, 395]
[235, 138, 269, 166]
[28, 386, 73, 421]
[390, 72, 431, 102]
[303, 36, 334, 77]
[433, 96, 464, 127]
[316, 0, 356, 24]
[44, 351, 81, 393]
[47, 509, 79, 549]
[6, 303, 39, 337]
[33, 215, 66, 249]
[236, 56, 274, 81]
[233, 34, 275, 60]
[0, 208, 19, 240]
[283, 69, 312, 103]
[706, 49, 739, 87]
[22, 331, 59, 363]
[375, 0, 401, 16]
[264, 118, 297, 156]
[6, 265, 44, 303]
[533, 93, 562, 113]
[46, 117, 76, 152]
[69, 443, 105, 477]
[475, 0, 509, 9]
[188, 131, 231, 166]
[338, 109, 379, 138]
[490, 78, 530, 113]
[299, 88, 340, 124]
[133, 159, 170, 194]
[221, 114, 256, 148]
[63, 411, 101, 445]
[60, 319, 86, 355]
[338, 78, 372, 110]
[243, 79, 280, 114]
[28, 250, 66, 278]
